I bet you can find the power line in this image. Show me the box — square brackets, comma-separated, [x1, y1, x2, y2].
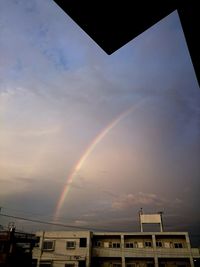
[1, 206, 91, 229]
[0, 211, 123, 232]
[0, 205, 52, 218]
[0, 213, 108, 232]
[0, 213, 92, 230]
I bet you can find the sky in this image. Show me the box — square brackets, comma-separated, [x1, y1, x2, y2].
[0, 0, 200, 244]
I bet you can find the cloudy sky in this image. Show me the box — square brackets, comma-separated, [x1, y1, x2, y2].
[0, 0, 199, 243]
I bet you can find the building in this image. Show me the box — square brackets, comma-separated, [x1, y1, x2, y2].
[92, 231, 200, 267]
[0, 227, 37, 267]
[32, 230, 200, 267]
[32, 231, 92, 267]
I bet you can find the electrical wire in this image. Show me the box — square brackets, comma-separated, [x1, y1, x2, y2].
[0, 205, 52, 219]
[0, 213, 94, 231]
[0, 210, 128, 232]
[0, 212, 118, 232]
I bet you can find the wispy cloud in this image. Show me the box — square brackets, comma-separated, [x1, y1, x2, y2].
[3, 127, 60, 137]
[111, 192, 182, 210]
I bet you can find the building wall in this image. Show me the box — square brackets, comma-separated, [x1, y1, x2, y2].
[32, 231, 200, 267]
[33, 231, 92, 267]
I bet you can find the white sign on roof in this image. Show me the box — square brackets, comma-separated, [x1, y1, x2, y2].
[140, 214, 162, 224]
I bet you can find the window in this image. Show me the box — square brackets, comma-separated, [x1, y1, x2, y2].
[80, 238, 87, 247]
[112, 264, 121, 267]
[145, 241, 152, 247]
[125, 242, 134, 248]
[126, 264, 136, 267]
[42, 241, 54, 251]
[112, 242, 120, 248]
[65, 264, 75, 267]
[174, 243, 183, 248]
[146, 263, 154, 267]
[35, 237, 40, 247]
[156, 241, 162, 247]
[66, 241, 76, 249]
[39, 261, 52, 267]
[103, 241, 120, 248]
[94, 241, 101, 247]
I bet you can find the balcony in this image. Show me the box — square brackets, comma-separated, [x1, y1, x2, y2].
[92, 247, 193, 258]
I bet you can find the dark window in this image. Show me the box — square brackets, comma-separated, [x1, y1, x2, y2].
[112, 242, 120, 248]
[66, 241, 76, 249]
[147, 263, 154, 267]
[80, 238, 87, 247]
[174, 243, 183, 248]
[65, 264, 75, 267]
[94, 241, 101, 247]
[156, 241, 162, 247]
[145, 241, 152, 247]
[35, 237, 40, 247]
[125, 242, 134, 248]
[42, 241, 54, 251]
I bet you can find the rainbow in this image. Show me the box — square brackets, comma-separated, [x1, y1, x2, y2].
[54, 99, 145, 221]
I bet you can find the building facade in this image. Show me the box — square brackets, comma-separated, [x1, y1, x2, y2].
[32, 231, 200, 267]
[33, 231, 92, 267]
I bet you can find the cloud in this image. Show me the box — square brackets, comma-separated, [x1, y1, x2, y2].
[111, 192, 180, 210]
[0, 176, 34, 184]
[4, 127, 60, 137]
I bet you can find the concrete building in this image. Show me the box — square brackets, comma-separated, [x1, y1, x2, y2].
[33, 231, 92, 267]
[92, 231, 200, 267]
[32, 230, 200, 267]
